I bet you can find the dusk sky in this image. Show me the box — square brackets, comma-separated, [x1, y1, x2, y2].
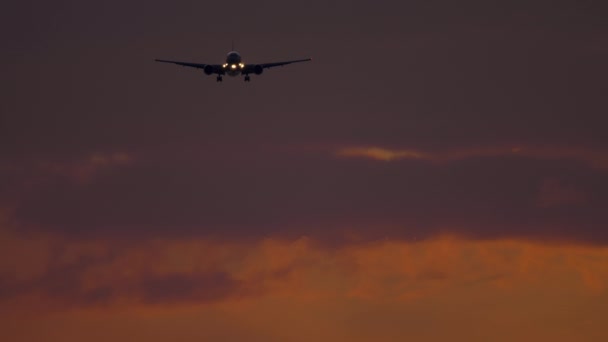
[2, 0, 608, 341]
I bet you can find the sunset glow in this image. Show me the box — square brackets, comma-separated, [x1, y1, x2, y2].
[2, 0, 607, 340]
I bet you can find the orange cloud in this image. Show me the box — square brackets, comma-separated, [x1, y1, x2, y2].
[2, 231, 608, 308]
[335, 145, 608, 169]
[2, 230, 608, 341]
[336, 147, 428, 161]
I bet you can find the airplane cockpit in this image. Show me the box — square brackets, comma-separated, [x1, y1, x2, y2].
[226, 51, 241, 64]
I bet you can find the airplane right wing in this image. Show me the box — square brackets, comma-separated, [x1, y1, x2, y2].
[155, 59, 223, 74]
[258, 58, 312, 69]
[241, 58, 312, 74]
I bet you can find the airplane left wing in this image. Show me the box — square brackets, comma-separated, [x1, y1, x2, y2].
[155, 59, 223, 74]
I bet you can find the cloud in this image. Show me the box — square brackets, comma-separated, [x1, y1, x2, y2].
[3, 144, 607, 244]
[336, 147, 427, 161]
[2, 234, 608, 317]
[3, 210, 608, 340]
[37, 152, 133, 184]
[138, 272, 242, 305]
[335, 145, 608, 169]
[0, 253, 247, 311]
[0, 152, 133, 211]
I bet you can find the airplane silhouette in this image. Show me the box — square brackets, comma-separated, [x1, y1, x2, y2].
[155, 50, 311, 82]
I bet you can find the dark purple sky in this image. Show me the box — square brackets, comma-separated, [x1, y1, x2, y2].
[3, 4, 608, 342]
[2, 0, 607, 244]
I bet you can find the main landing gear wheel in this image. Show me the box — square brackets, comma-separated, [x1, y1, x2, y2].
[216, 76, 223, 82]
[244, 75, 251, 82]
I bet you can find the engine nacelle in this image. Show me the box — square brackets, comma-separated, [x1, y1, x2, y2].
[204, 65, 215, 75]
[253, 65, 264, 75]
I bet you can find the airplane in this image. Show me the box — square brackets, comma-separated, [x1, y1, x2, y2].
[155, 51, 312, 82]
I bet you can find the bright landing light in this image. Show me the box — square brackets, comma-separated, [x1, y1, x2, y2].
[230, 64, 237, 69]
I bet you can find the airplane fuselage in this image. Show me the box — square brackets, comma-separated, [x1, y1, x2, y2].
[223, 51, 244, 76]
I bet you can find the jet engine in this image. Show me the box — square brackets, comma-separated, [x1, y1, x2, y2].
[204, 65, 215, 75]
[253, 65, 264, 75]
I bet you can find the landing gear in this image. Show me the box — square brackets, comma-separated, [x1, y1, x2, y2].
[216, 75, 223, 82]
[244, 75, 251, 82]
